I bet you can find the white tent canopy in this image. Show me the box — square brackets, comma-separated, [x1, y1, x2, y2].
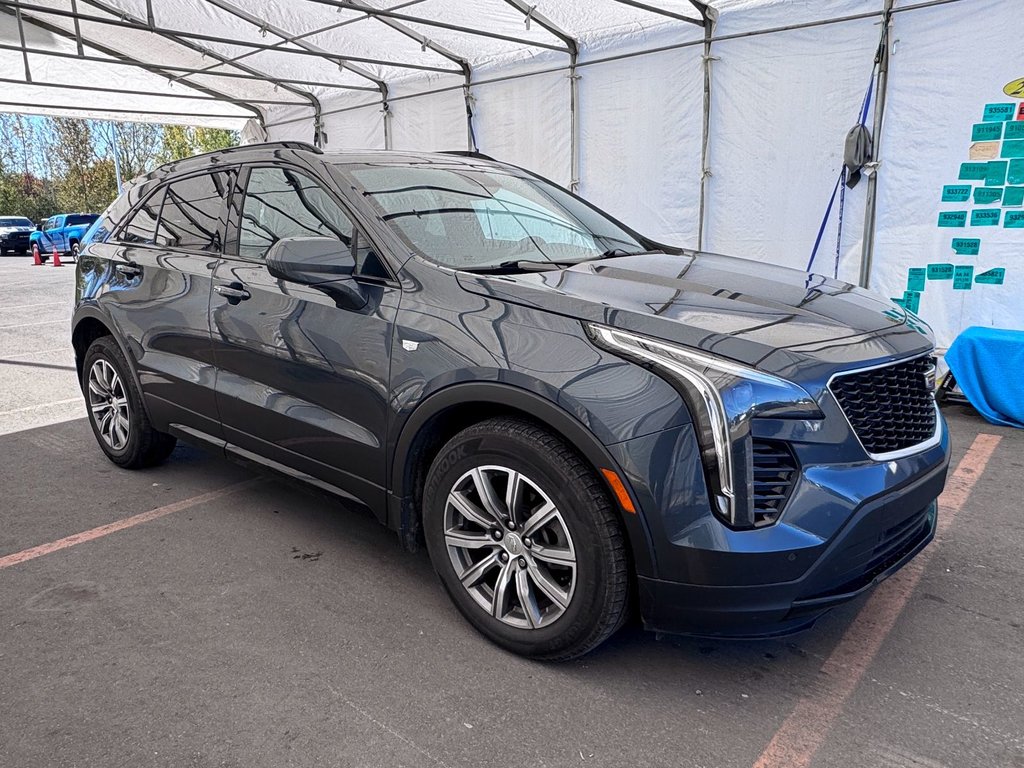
[2, 0, 1022, 349]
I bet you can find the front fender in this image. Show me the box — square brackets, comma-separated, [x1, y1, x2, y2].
[389, 380, 659, 576]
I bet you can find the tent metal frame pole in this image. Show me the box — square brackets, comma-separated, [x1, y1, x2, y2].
[69, 0, 84, 55]
[501, 0, 579, 189]
[183, 0, 430, 83]
[694, 0, 716, 250]
[609, 0, 704, 25]
[76, 0, 319, 140]
[3, 1, 464, 75]
[306, 0, 571, 53]
[0, 4, 263, 123]
[0, 42, 378, 91]
[0, 76, 309, 106]
[0, 100, 251, 120]
[14, 5, 31, 81]
[197, 0, 396, 148]
[343, 0, 475, 151]
[858, 0, 895, 289]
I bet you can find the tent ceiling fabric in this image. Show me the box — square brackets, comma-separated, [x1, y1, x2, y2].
[0, 0, 711, 127]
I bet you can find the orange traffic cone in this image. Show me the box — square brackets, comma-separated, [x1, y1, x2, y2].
[31, 245, 42, 266]
[52, 246, 63, 267]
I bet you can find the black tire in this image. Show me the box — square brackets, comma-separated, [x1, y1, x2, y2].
[82, 336, 177, 469]
[70, 241, 80, 261]
[423, 417, 630, 661]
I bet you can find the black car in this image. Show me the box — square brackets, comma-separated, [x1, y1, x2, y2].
[73, 142, 949, 660]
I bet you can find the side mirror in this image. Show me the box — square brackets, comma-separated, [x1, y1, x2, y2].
[265, 236, 366, 311]
[36, 223, 43, 231]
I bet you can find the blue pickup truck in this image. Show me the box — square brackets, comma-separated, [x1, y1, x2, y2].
[30, 213, 99, 262]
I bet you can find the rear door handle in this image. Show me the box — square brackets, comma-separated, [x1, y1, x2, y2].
[116, 262, 142, 278]
[215, 283, 251, 302]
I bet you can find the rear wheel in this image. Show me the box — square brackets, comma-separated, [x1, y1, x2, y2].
[70, 241, 80, 261]
[83, 336, 176, 469]
[423, 417, 630, 660]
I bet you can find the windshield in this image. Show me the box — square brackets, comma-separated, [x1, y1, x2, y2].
[0, 217, 33, 227]
[66, 214, 98, 227]
[344, 164, 646, 269]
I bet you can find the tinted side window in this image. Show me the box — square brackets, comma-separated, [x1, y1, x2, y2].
[119, 187, 165, 245]
[155, 171, 232, 251]
[66, 214, 98, 227]
[239, 167, 353, 261]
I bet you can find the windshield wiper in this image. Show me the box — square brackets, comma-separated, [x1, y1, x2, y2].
[461, 259, 577, 274]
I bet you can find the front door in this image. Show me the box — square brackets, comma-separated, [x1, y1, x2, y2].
[210, 165, 398, 514]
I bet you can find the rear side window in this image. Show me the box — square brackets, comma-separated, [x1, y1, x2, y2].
[66, 214, 98, 227]
[119, 187, 165, 245]
[238, 167, 353, 261]
[155, 171, 232, 251]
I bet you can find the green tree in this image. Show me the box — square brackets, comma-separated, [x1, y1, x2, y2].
[159, 125, 238, 163]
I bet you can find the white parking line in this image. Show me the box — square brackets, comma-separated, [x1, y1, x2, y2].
[3, 347, 70, 360]
[0, 398, 81, 416]
[1, 301, 66, 311]
[0, 320, 66, 330]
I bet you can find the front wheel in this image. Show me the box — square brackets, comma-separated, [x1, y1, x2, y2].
[423, 417, 630, 661]
[83, 336, 176, 469]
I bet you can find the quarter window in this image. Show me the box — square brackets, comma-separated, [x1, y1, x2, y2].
[118, 187, 165, 245]
[155, 171, 232, 251]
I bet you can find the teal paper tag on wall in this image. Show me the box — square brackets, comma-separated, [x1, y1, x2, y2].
[972, 122, 1004, 141]
[971, 209, 1001, 226]
[942, 185, 971, 202]
[907, 268, 926, 291]
[975, 268, 1005, 285]
[1005, 210, 1024, 228]
[983, 103, 1016, 121]
[1003, 186, 1024, 207]
[952, 238, 980, 255]
[938, 211, 967, 227]
[903, 291, 921, 313]
[960, 162, 990, 180]
[953, 265, 974, 289]
[986, 161, 1008, 186]
[1001, 140, 1024, 159]
[928, 263, 954, 280]
[1006, 122, 1024, 140]
[974, 187, 1002, 204]
[1009, 159, 1024, 185]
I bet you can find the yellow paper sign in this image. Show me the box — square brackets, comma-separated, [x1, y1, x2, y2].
[1004, 77, 1024, 98]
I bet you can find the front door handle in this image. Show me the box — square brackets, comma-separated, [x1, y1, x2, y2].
[215, 282, 251, 302]
[116, 262, 142, 278]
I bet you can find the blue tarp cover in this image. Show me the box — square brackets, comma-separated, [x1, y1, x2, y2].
[945, 326, 1024, 429]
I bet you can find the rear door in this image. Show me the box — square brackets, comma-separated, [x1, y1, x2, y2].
[103, 170, 234, 437]
[209, 164, 399, 513]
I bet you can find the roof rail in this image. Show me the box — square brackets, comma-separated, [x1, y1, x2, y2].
[440, 150, 497, 161]
[155, 140, 323, 171]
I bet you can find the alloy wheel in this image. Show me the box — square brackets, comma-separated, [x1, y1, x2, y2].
[87, 358, 131, 451]
[444, 465, 577, 629]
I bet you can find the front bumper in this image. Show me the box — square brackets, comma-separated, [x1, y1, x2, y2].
[608, 417, 950, 637]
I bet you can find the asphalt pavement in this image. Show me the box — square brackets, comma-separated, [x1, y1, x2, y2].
[1, 255, 1022, 768]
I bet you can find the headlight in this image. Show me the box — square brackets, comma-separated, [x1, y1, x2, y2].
[586, 323, 823, 529]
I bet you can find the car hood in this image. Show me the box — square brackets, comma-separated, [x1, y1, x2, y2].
[0, 226, 32, 234]
[456, 252, 933, 378]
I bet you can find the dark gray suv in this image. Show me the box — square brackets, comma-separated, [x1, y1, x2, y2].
[73, 142, 949, 660]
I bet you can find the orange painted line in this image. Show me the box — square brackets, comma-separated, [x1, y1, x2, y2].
[752, 432, 1002, 768]
[0, 479, 259, 570]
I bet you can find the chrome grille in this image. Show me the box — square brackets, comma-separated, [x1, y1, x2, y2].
[830, 356, 937, 456]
